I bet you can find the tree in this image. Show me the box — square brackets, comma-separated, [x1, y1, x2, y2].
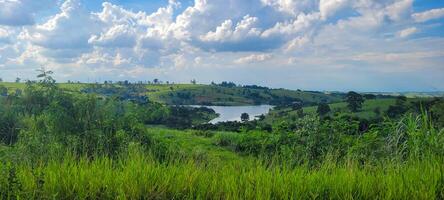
[386, 96, 408, 118]
[363, 94, 376, 100]
[191, 79, 197, 84]
[0, 86, 7, 96]
[346, 91, 364, 112]
[240, 113, 250, 122]
[297, 109, 304, 118]
[396, 95, 407, 105]
[15, 77, 21, 83]
[430, 100, 444, 128]
[291, 102, 303, 110]
[0, 78, 2, 82]
[317, 103, 331, 116]
[36, 67, 56, 88]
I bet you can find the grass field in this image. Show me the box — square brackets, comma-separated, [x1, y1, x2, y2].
[145, 126, 242, 161]
[1, 149, 442, 199]
[1, 125, 443, 199]
[265, 98, 430, 124]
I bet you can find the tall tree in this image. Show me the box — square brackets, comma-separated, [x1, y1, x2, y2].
[240, 113, 250, 122]
[346, 91, 364, 112]
[317, 103, 331, 116]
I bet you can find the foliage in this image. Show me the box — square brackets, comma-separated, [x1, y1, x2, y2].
[0, 73, 443, 199]
[240, 113, 250, 122]
[316, 102, 331, 116]
[346, 91, 365, 112]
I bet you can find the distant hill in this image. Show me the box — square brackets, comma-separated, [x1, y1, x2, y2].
[365, 92, 444, 98]
[0, 82, 343, 106]
[143, 84, 343, 106]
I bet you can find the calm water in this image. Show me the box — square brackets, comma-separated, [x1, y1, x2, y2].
[191, 105, 273, 124]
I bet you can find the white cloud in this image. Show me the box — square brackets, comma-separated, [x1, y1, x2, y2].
[0, 0, 56, 26]
[398, 27, 417, 38]
[261, 0, 316, 16]
[385, 0, 412, 22]
[284, 36, 310, 52]
[412, 8, 444, 23]
[200, 15, 261, 42]
[24, 0, 98, 51]
[319, 0, 349, 20]
[0, 26, 14, 43]
[0, 0, 443, 90]
[234, 53, 272, 64]
[262, 12, 320, 38]
[88, 24, 137, 47]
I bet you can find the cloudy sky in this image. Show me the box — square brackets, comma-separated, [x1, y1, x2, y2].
[0, 0, 443, 91]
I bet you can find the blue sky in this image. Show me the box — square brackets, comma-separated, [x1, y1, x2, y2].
[0, 0, 444, 92]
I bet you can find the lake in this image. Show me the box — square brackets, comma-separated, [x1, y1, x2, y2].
[191, 105, 273, 124]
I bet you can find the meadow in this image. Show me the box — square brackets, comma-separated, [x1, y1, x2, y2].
[0, 74, 444, 199]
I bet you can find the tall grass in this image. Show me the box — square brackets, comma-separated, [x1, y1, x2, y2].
[0, 148, 443, 200]
[1, 112, 443, 199]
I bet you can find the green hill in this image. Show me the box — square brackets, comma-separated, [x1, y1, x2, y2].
[144, 84, 343, 106]
[0, 82, 343, 106]
[264, 98, 430, 124]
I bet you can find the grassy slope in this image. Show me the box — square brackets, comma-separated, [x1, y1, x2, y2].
[264, 98, 429, 124]
[145, 84, 342, 106]
[0, 82, 89, 92]
[145, 126, 241, 161]
[1, 82, 342, 106]
[2, 124, 443, 199]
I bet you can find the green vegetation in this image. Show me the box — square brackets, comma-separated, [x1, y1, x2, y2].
[1, 82, 343, 106]
[1, 150, 443, 199]
[150, 83, 342, 106]
[1, 73, 444, 199]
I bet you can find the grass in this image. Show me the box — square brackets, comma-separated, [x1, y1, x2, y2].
[1, 151, 442, 199]
[1, 82, 443, 199]
[303, 99, 397, 118]
[145, 126, 242, 161]
[265, 98, 430, 124]
[0, 82, 90, 93]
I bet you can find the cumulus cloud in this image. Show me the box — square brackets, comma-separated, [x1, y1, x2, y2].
[319, 0, 349, 20]
[261, 0, 316, 16]
[0, 0, 56, 26]
[88, 24, 137, 48]
[0, 0, 443, 90]
[262, 12, 320, 38]
[200, 15, 261, 42]
[234, 53, 272, 64]
[412, 8, 444, 23]
[23, 0, 98, 51]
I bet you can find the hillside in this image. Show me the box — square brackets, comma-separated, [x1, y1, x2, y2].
[264, 98, 431, 124]
[0, 82, 343, 106]
[146, 84, 344, 106]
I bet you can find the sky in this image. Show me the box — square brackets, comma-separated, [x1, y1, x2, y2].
[0, 0, 444, 92]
